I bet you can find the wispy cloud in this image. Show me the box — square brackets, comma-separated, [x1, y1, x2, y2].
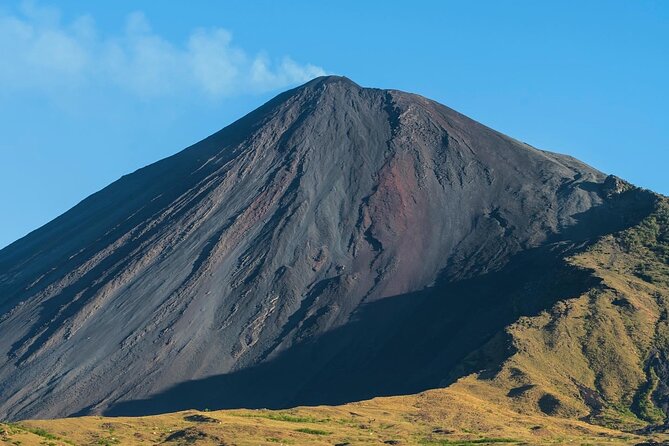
[0, 3, 326, 99]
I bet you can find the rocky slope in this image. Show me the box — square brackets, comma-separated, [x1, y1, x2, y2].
[0, 76, 660, 422]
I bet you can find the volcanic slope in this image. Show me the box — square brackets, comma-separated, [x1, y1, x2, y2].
[0, 76, 659, 422]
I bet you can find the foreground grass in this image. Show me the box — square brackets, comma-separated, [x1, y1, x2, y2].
[420, 439, 518, 446]
[1, 387, 662, 445]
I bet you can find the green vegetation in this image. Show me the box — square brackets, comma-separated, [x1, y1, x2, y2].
[96, 437, 121, 445]
[0, 422, 74, 446]
[22, 427, 58, 441]
[294, 427, 331, 435]
[420, 438, 518, 446]
[8, 424, 71, 443]
[233, 410, 325, 423]
[633, 368, 666, 424]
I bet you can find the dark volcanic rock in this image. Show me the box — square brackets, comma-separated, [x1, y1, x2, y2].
[0, 76, 655, 420]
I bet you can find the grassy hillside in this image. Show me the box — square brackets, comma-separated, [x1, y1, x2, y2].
[0, 387, 656, 445]
[2, 193, 668, 445]
[472, 194, 669, 432]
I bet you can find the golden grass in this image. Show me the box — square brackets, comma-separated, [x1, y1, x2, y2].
[0, 386, 656, 445]
[479, 196, 669, 431]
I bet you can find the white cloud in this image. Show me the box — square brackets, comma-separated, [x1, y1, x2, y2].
[0, 3, 326, 99]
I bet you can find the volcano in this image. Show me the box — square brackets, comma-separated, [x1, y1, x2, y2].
[0, 76, 659, 421]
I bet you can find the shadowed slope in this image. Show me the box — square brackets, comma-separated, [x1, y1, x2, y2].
[104, 243, 596, 416]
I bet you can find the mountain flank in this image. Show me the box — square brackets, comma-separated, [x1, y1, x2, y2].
[0, 76, 665, 436]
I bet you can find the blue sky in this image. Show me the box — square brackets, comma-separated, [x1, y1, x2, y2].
[0, 1, 667, 249]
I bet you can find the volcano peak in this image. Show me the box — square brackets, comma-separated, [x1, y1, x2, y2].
[0, 77, 658, 421]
